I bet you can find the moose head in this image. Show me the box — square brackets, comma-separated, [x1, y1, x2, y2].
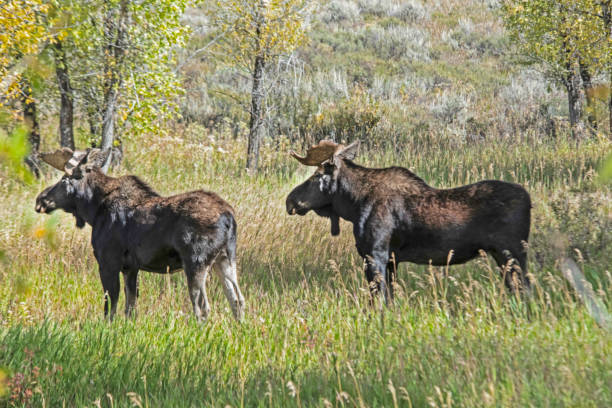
[35, 148, 111, 227]
[285, 140, 360, 235]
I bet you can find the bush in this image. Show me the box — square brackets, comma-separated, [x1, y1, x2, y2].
[319, 0, 361, 23]
[357, 0, 430, 21]
[360, 25, 430, 61]
[429, 91, 471, 125]
[442, 18, 507, 57]
[495, 69, 566, 137]
[308, 86, 383, 143]
[389, 0, 430, 23]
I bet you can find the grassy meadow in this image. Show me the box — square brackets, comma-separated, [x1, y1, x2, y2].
[2, 0, 612, 406]
[1, 130, 611, 407]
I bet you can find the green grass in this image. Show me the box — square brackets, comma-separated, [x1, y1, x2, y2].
[0, 128, 611, 407]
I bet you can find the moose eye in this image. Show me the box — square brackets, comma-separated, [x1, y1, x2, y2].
[323, 162, 335, 173]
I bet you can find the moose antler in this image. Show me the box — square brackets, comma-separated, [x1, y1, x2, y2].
[39, 148, 74, 172]
[289, 140, 344, 166]
[39, 148, 89, 174]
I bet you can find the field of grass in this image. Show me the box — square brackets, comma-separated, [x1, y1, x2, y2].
[0, 128, 611, 407]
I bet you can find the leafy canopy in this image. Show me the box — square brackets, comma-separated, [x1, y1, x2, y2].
[207, 0, 311, 72]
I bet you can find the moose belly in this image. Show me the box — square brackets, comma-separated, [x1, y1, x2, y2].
[393, 228, 481, 265]
[396, 245, 480, 266]
[126, 246, 183, 273]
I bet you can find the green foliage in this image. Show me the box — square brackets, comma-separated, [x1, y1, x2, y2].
[501, 1, 581, 81]
[501, 0, 611, 125]
[61, 0, 190, 140]
[0, 126, 34, 184]
[601, 152, 612, 183]
[0, 0, 52, 101]
[206, 0, 312, 72]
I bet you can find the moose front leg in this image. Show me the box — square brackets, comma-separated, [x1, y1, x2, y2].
[122, 269, 139, 318]
[99, 265, 120, 321]
[364, 249, 391, 306]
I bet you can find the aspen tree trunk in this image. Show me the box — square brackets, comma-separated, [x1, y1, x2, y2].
[578, 59, 597, 131]
[603, 1, 612, 135]
[565, 72, 582, 137]
[101, 0, 128, 171]
[21, 79, 40, 177]
[247, 54, 265, 171]
[53, 40, 75, 149]
[246, 3, 267, 172]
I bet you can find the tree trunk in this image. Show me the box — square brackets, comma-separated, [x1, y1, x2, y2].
[566, 73, 582, 137]
[100, 0, 129, 171]
[609, 68, 612, 137]
[53, 40, 75, 150]
[20, 79, 40, 177]
[603, 1, 612, 136]
[578, 58, 597, 131]
[247, 54, 266, 171]
[87, 100, 102, 140]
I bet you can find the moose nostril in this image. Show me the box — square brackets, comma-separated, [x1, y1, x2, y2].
[286, 200, 296, 215]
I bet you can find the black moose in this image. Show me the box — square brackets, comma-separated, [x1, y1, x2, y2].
[286, 140, 531, 302]
[35, 148, 245, 321]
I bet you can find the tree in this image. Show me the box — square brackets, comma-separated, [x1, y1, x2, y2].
[206, 0, 312, 171]
[0, 0, 53, 174]
[567, 0, 612, 134]
[52, 39, 75, 149]
[502, 0, 612, 136]
[62, 0, 190, 168]
[2, 0, 191, 171]
[585, 0, 612, 134]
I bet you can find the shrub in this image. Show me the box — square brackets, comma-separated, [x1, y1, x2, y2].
[429, 91, 471, 125]
[319, 0, 361, 23]
[360, 25, 430, 61]
[357, 0, 430, 21]
[442, 18, 507, 57]
[308, 85, 383, 143]
[389, 0, 430, 23]
[495, 69, 566, 137]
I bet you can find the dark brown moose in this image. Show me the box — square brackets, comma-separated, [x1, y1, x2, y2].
[286, 140, 531, 303]
[35, 148, 244, 321]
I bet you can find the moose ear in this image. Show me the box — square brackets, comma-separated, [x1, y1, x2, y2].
[332, 140, 360, 167]
[63, 150, 88, 175]
[335, 140, 360, 161]
[84, 148, 112, 172]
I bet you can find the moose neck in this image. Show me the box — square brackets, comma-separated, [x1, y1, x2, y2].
[330, 160, 372, 224]
[74, 169, 114, 227]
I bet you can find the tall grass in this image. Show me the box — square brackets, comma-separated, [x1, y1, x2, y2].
[0, 127, 610, 407]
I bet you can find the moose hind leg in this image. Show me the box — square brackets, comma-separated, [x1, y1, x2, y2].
[122, 270, 139, 318]
[184, 261, 211, 322]
[214, 253, 245, 321]
[491, 246, 529, 292]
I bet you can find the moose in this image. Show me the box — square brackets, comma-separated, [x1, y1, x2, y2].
[286, 140, 531, 303]
[35, 147, 245, 321]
